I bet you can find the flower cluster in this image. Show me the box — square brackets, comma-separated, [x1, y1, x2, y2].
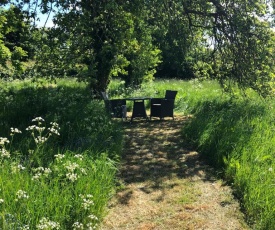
[0, 137, 9, 145]
[1, 137, 11, 159]
[10, 127, 22, 136]
[72, 222, 84, 230]
[65, 161, 80, 182]
[1, 148, 10, 159]
[32, 117, 45, 123]
[0, 198, 4, 204]
[32, 167, 52, 181]
[15, 190, 29, 201]
[54, 154, 65, 162]
[11, 163, 26, 174]
[72, 213, 98, 230]
[80, 194, 94, 210]
[36, 217, 60, 230]
[74, 154, 83, 160]
[26, 117, 60, 146]
[49, 122, 60, 136]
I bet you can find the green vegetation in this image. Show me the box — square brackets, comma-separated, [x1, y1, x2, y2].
[179, 83, 275, 229]
[1, 0, 275, 228]
[2, 77, 275, 229]
[109, 79, 275, 229]
[1, 0, 275, 95]
[0, 78, 122, 229]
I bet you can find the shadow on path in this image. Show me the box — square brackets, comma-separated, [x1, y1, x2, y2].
[117, 116, 217, 204]
[100, 115, 249, 230]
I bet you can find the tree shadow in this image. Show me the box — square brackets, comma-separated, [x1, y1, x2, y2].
[116, 115, 217, 204]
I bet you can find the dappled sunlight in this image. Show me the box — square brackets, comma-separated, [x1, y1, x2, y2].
[119, 115, 208, 186]
[101, 115, 249, 230]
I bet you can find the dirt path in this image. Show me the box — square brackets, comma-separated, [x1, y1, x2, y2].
[100, 115, 249, 230]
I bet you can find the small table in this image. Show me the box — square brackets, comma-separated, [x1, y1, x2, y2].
[125, 97, 151, 122]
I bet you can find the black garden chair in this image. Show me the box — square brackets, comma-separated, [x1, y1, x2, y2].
[150, 90, 178, 120]
[101, 92, 127, 119]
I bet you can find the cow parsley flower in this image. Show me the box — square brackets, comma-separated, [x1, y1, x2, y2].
[1, 148, 10, 158]
[0, 137, 9, 145]
[66, 173, 78, 182]
[15, 190, 29, 201]
[36, 217, 60, 230]
[72, 222, 84, 230]
[80, 194, 94, 210]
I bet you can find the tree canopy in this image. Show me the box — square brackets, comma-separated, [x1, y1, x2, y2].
[1, 0, 275, 95]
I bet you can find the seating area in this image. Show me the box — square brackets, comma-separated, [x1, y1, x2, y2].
[101, 90, 178, 121]
[150, 90, 178, 120]
[101, 92, 127, 119]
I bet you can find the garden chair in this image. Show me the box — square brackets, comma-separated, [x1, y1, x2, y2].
[101, 92, 127, 119]
[150, 90, 178, 120]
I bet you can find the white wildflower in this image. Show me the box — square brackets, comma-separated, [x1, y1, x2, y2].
[65, 162, 79, 172]
[44, 168, 52, 175]
[34, 136, 48, 144]
[50, 122, 59, 127]
[36, 217, 60, 230]
[66, 173, 78, 182]
[17, 164, 26, 170]
[0, 198, 4, 204]
[26, 125, 37, 131]
[86, 222, 98, 230]
[54, 154, 65, 162]
[32, 117, 45, 122]
[21, 225, 30, 230]
[32, 167, 52, 180]
[74, 154, 83, 160]
[10, 127, 22, 134]
[1, 148, 10, 158]
[88, 214, 98, 221]
[80, 194, 94, 210]
[16, 190, 29, 200]
[48, 127, 60, 135]
[72, 222, 84, 230]
[36, 127, 46, 132]
[32, 173, 42, 180]
[80, 168, 87, 175]
[11, 164, 26, 173]
[0, 137, 9, 145]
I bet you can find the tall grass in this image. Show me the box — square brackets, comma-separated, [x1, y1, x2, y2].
[0, 78, 122, 229]
[180, 83, 275, 229]
[3, 77, 275, 229]
[109, 78, 275, 228]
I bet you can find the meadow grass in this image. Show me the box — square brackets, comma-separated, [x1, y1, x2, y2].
[178, 83, 275, 229]
[110, 78, 275, 229]
[0, 78, 122, 229]
[2, 77, 275, 229]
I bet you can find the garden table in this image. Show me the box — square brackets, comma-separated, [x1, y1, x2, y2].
[125, 97, 151, 122]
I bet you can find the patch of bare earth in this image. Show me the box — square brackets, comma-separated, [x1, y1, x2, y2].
[100, 115, 250, 230]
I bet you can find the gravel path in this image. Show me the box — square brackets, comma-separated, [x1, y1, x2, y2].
[100, 115, 250, 230]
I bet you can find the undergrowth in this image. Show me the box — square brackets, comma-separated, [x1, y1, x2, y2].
[182, 89, 275, 229]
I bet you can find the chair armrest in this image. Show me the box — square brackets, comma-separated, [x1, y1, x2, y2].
[151, 98, 163, 105]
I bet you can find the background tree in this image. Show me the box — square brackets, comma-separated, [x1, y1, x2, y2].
[0, 6, 32, 78]
[2, 0, 275, 96]
[26, 0, 161, 93]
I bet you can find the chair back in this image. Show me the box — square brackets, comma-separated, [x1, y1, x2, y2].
[165, 90, 177, 100]
[101, 92, 109, 100]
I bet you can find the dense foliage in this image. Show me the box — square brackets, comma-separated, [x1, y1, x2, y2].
[1, 0, 275, 95]
[182, 88, 275, 229]
[0, 78, 123, 228]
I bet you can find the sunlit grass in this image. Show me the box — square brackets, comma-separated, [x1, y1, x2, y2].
[0, 78, 122, 229]
[2, 77, 275, 229]
[182, 86, 275, 229]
